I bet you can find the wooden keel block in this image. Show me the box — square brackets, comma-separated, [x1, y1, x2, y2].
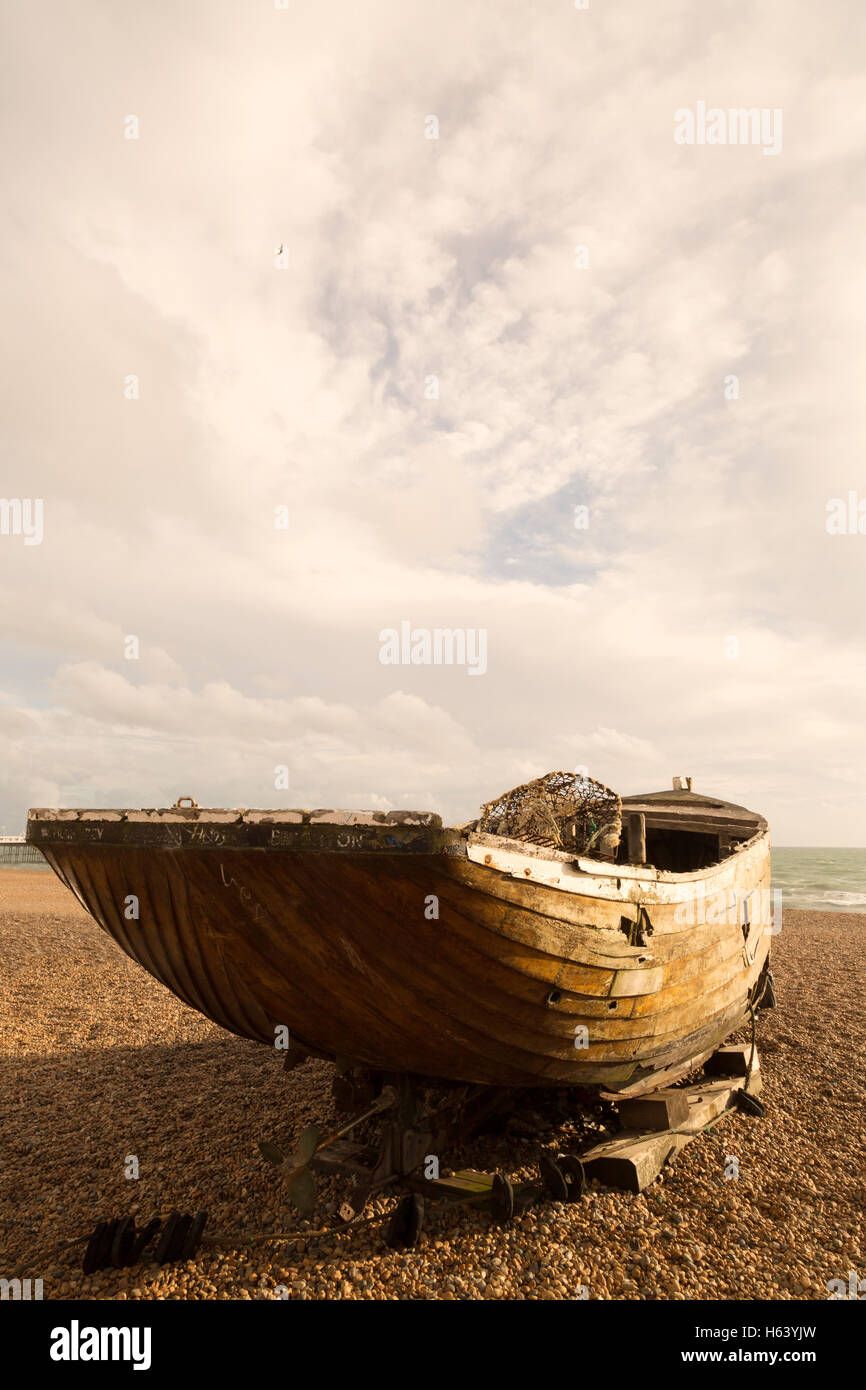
[582, 1132, 677, 1194]
[617, 1089, 690, 1132]
[704, 1044, 761, 1080]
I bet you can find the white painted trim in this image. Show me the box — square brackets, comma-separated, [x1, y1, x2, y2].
[466, 831, 769, 905]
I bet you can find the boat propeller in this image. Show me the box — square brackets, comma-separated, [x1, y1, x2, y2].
[259, 1084, 399, 1218]
[259, 1125, 321, 1218]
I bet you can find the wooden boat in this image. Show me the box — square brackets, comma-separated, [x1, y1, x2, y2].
[26, 779, 773, 1096]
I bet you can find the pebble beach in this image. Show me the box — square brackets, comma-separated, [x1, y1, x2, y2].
[1, 868, 863, 1302]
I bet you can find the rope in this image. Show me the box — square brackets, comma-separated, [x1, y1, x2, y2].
[745, 1004, 758, 1090]
[11, 1208, 388, 1278]
[201, 1209, 388, 1250]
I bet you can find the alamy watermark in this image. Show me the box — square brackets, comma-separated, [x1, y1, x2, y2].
[826, 1270, 865, 1299]
[0, 498, 43, 545]
[826, 491, 866, 535]
[674, 885, 782, 929]
[674, 103, 782, 156]
[50, 1322, 152, 1370]
[379, 621, 487, 676]
[1, 1276, 43, 1300]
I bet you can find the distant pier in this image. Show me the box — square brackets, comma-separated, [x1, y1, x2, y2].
[0, 836, 43, 865]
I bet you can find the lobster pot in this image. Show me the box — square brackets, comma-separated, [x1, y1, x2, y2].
[477, 771, 622, 856]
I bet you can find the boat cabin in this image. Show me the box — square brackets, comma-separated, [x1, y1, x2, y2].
[618, 780, 766, 872]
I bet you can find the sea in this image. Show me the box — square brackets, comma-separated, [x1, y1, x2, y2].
[771, 847, 866, 913]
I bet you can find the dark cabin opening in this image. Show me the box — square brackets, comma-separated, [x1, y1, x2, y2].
[642, 829, 721, 872]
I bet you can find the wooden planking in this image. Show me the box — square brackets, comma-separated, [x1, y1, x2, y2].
[240, 849, 770, 1048]
[452, 845, 771, 939]
[620, 799, 762, 825]
[59, 846, 275, 1044]
[67, 845, 759, 1065]
[435, 860, 769, 968]
[448, 856, 641, 934]
[190, 848, 607, 1081]
[45, 843, 766, 1081]
[41, 831, 771, 1089]
[609, 967, 665, 998]
[428, 867, 771, 1032]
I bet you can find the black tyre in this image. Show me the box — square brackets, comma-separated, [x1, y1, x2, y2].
[491, 1173, 515, 1225]
[538, 1153, 569, 1202]
[385, 1194, 425, 1249]
[558, 1155, 586, 1201]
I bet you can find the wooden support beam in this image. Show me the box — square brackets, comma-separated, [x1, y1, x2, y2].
[625, 811, 646, 865]
[582, 1132, 677, 1194]
[584, 1049, 762, 1193]
[617, 1089, 690, 1132]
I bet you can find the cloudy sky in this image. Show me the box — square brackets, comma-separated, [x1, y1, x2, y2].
[1, 0, 864, 843]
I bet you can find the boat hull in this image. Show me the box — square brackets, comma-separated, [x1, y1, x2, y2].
[28, 809, 773, 1091]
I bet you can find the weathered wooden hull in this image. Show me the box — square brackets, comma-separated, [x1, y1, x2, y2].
[27, 802, 773, 1092]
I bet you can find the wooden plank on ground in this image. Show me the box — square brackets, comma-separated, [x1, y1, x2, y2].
[583, 1048, 762, 1192]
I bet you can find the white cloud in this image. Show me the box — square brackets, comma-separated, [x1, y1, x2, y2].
[1, 0, 865, 844]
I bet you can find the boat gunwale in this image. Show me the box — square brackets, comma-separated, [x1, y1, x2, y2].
[26, 807, 770, 894]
